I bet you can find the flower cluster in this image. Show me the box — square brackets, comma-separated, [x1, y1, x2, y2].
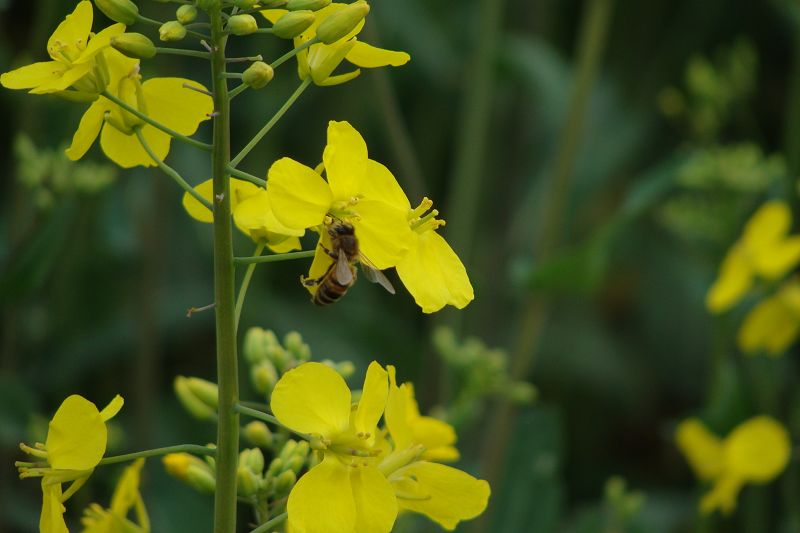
[80, 459, 150, 533]
[271, 361, 490, 532]
[675, 416, 790, 515]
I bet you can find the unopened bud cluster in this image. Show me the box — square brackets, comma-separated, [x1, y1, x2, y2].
[243, 328, 313, 398]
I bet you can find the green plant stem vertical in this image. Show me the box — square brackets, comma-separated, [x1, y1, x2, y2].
[209, 5, 239, 533]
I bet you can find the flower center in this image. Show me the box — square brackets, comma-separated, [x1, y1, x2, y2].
[408, 198, 445, 234]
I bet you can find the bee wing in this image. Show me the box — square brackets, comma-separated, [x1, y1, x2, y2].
[359, 254, 396, 294]
[336, 248, 354, 285]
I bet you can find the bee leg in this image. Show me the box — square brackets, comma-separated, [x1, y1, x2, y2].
[317, 242, 338, 260]
[301, 262, 335, 287]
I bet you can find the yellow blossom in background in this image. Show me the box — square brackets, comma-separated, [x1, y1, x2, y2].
[271, 361, 397, 533]
[17, 394, 124, 533]
[676, 416, 790, 515]
[0, 1, 124, 98]
[738, 279, 800, 356]
[706, 201, 800, 313]
[182, 178, 303, 253]
[380, 366, 490, 530]
[262, 3, 410, 86]
[81, 459, 150, 533]
[64, 51, 213, 168]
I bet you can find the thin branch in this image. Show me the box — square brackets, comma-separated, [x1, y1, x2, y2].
[233, 250, 315, 265]
[227, 167, 266, 187]
[99, 444, 216, 466]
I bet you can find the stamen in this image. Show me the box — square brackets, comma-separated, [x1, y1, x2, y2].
[409, 197, 433, 220]
[19, 443, 48, 459]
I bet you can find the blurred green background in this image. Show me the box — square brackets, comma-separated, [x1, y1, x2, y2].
[3, 0, 800, 531]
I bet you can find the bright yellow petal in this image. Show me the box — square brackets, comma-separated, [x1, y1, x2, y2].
[359, 160, 411, 211]
[323, 120, 367, 199]
[308, 41, 356, 85]
[47, 1, 93, 61]
[104, 49, 140, 85]
[99, 394, 124, 422]
[46, 395, 107, 471]
[303, 235, 334, 296]
[396, 230, 473, 313]
[412, 417, 459, 462]
[705, 246, 752, 313]
[142, 77, 213, 136]
[742, 201, 792, 250]
[75, 23, 126, 64]
[272, 362, 352, 437]
[738, 292, 800, 356]
[751, 237, 800, 279]
[385, 366, 413, 450]
[29, 61, 92, 94]
[351, 465, 398, 533]
[268, 158, 332, 229]
[675, 418, 724, 481]
[0, 61, 67, 90]
[101, 124, 169, 168]
[318, 69, 361, 87]
[110, 458, 145, 516]
[392, 461, 490, 530]
[700, 474, 743, 516]
[350, 200, 411, 270]
[268, 236, 302, 253]
[40, 481, 68, 533]
[234, 189, 306, 242]
[65, 99, 108, 160]
[724, 416, 790, 482]
[287, 455, 357, 533]
[354, 362, 388, 439]
[260, 8, 288, 24]
[346, 41, 410, 68]
[182, 179, 215, 223]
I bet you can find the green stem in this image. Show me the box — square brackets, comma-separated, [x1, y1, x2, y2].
[155, 46, 211, 59]
[136, 14, 211, 40]
[99, 444, 216, 466]
[228, 83, 249, 100]
[135, 129, 212, 210]
[235, 243, 265, 331]
[228, 166, 267, 186]
[270, 38, 317, 69]
[229, 78, 312, 168]
[102, 91, 212, 151]
[209, 6, 240, 533]
[234, 250, 315, 265]
[250, 512, 288, 533]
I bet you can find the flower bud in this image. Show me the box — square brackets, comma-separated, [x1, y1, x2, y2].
[273, 469, 297, 496]
[243, 327, 279, 364]
[315, 1, 369, 44]
[243, 421, 274, 448]
[286, 0, 330, 11]
[228, 14, 259, 36]
[242, 61, 274, 89]
[279, 439, 298, 462]
[251, 360, 278, 395]
[174, 376, 216, 420]
[240, 448, 265, 474]
[159, 20, 187, 42]
[186, 463, 217, 493]
[267, 457, 284, 477]
[272, 10, 316, 39]
[185, 377, 219, 409]
[111, 33, 156, 59]
[237, 466, 260, 497]
[163, 453, 216, 493]
[285, 454, 305, 474]
[176, 4, 198, 24]
[94, 0, 139, 25]
[506, 381, 538, 405]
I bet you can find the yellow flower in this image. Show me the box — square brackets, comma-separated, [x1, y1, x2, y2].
[271, 361, 398, 533]
[706, 201, 800, 313]
[380, 367, 490, 530]
[738, 279, 800, 356]
[18, 394, 124, 533]
[80, 459, 150, 533]
[267, 120, 412, 270]
[676, 416, 790, 515]
[65, 51, 213, 168]
[1, 1, 125, 98]
[182, 178, 304, 253]
[262, 3, 410, 86]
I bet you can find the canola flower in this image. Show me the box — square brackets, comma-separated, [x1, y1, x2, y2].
[706, 201, 800, 313]
[676, 416, 790, 515]
[80, 459, 150, 533]
[0, 1, 124, 98]
[183, 178, 303, 253]
[738, 278, 800, 356]
[262, 2, 410, 86]
[17, 394, 124, 533]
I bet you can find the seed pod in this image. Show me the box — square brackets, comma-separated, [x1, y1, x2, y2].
[242, 61, 274, 89]
[111, 33, 156, 59]
[272, 10, 315, 39]
[94, 0, 139, 25]
[315, 1, 369, 44]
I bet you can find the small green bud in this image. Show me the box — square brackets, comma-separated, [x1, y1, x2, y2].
[272, 10, 316, 39]
[267, 345, 291, 371]
[283, 331, 303, 353]
[322, 359, 355, 378]
[110, 33, 156, 59]
[251, 360, 279, 395]
[234, 0, 260, 7]
[506, 381, 538, 405]
[176, 4, 198, 24]
[240, 448, 265, 474]
[94, 0, 139, 25]
[163, 453, 216, 493]
[159, 20, 187, 42]
[243, 327, 279, 364]
[279, 440, 298, 462]
[228, 14, 259, 36]
[267, 457, 284, 477]
[294, 440, 310, 459]
[237, 467, 260, 497]
[285, 454, 305, 474]
[185, 377, 219, 409]
[315, 0, 369, 44]
[273, 469, 297, 496]
[242, 61, 274, 89]
[243, 421, 274, 448]
[286, 0, 331, 11]
[174, 376, 216, 420]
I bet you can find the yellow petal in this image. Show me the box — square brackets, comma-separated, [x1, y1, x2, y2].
[354, 362, 388, 439]
[234, 189, 305, 241]
[705, 246, 752, 313]
[751, 237, 800, 279]
[104, 49, 140, 85]
[700, 473, 743, 516]
[675, 418, 724, 481]
[351, 464, 398, 533]
[100, 124, 168, 168]
[109, 458, 145, 516]
[385, 366, 413, 450]
[396, 230, 474, 313]
[272, 362, 352, 437]
[268, 158, 332, 229]
[392, 461, 490, 530]
[303, 236, 334, 297]
[47, 1, 93, 61]
[260, 9, 288, 24]
[308, 41, 356, 85]
[287, 455, 357, 533]
[412, 417, 459, 462]
[268, 236, 302, 253]
[99, 394, 124, 422]
[346, 41, 410, 68]
[142, 77, 213, 136]
[46, 395, 107, 471]
[66, 99, 109, 161]
[182, 179, 215, 223]
[75, 23, 127, 64]
[742, 201, 792, 250]
[351, 200, 411, 270]
[29, 61, 92, 94]
[738, 290, 800, 356]
[724, 416, 790, 482]
[0, 61, 67, 90]
[318, 69, 361, 87]
[359, 160, 411, 211]
[323, 120, 367, 199]
[40, 481, 68, 533]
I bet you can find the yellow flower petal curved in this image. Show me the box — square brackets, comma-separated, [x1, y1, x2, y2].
[287, 455, 358, 533]
[1, 61, 68, 90]
[350, 200, 411, 270]
[41, 481, 69, 533]
[675, 418, 724, 481]
[100, 123, 169, 168]
[354, 361, 388, 440]
[66, 99, 110, 160]
[351, 464, 398, 533]
[346, 41, 410, 68]
[142, 77, 214, 136]
[323, 120, 368, 199]
[46, 395, 108, 471]
[738, 281, 800, 356]
[358, 160, 411, 210]
[725, 416, 790, 482]
[268, 158, 333, 229]
[48, 1, 93, 60]
[30, 61, 92, 94]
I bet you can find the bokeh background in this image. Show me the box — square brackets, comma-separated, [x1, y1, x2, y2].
[3, 0, 800, 531]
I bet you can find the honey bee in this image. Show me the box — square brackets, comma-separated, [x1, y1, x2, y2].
[303, 219, 395, 306]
